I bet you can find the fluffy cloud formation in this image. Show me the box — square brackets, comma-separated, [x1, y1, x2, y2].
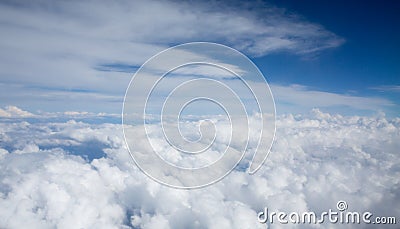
[0, 106, 34, 118]
[0, 110, 399, 228]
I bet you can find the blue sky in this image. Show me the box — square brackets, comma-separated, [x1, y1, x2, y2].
[0, 0, 398, 117]
[255, 0, 400, 116]
[265, 1, 399, 86]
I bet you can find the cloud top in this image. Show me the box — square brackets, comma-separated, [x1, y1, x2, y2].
[0, 109, 399, 228]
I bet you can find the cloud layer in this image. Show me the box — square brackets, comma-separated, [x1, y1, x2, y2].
[0, 109, 399, 228]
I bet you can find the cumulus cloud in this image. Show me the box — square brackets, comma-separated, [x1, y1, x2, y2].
[0, 110, 399, 228]
[0, 105, 34, 118]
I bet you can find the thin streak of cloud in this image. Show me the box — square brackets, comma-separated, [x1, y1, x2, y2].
[370, 85, 400, 92]
[271, 84, 394, 112]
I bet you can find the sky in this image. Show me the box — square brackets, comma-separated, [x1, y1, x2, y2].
[257, 0, 400, 116]
[0, 1, 399, 228]
[0, 0, 398, 117]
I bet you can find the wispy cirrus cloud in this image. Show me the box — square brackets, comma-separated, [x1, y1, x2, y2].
[370, 85, 400, 92]
[271, 84, 395, 114]
[0, 0, 345, 112]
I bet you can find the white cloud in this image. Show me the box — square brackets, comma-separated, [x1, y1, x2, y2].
[0, 0, 344, 112]
[370, 85, 400, 92]
[0, 105, 34, 118]
[0, 110, 399, 228]
[270, 84, 394, 114]
[0, 152, 127, 229]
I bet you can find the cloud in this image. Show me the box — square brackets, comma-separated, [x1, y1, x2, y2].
[0, 110, 399, 228]
[271, 84, 394, 114]
[0, 152, 128, 229]
[0, 105, 34, 118]
[370, 85, 400, 92]
[0, 0, 344, 112]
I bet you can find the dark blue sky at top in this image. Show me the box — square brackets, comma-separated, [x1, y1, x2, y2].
[255, 0, 399, 98]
